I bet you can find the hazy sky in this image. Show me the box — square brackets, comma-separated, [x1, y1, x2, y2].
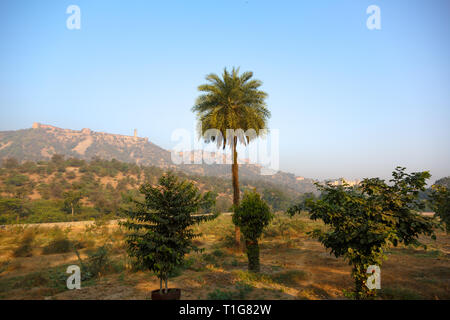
[1, 0, 449, 182]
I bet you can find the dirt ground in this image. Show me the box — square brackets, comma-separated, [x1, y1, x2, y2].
[0, 214, 449, 300]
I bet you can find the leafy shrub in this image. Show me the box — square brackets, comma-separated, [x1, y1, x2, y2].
[233, 191, 273, 272]
[73, 239, 95, 250]
[12, 272, 49, 289]
[288, 167, 437, 299]
[202, 253, 218, 266]
[81, 244, 114, 279]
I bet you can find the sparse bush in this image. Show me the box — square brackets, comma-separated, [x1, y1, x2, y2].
[289, 167, 438, 299]
[122, 172, 214, 294]
[212, 249, 225, 257]
[233, 191, 273, 273]
[430, 184, 450, 233]
[13, 230, 35, 257]
[12, 272, 48, 289]
[84, 244, 113, 277]
[42, 237, 73, 255]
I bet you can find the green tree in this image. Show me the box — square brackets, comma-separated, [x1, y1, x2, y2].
[233, 191, 273, 272]
[192, 67, 271, 248]
[430, 184, 450, 233]
[0, 198, 31, 224]
[262, 187, 290, 211]
[121, 172, 214, 294]
[288, 167, 437, 299]
[63, 191, 83, 217]
[2, 158, 19, 169]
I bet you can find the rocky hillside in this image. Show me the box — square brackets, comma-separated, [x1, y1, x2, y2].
[0, 123, 171, 167]
[0, 123, 317, 194]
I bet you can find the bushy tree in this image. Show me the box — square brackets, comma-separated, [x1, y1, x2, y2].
[430, 184, 450, 233]
[288, 167, 437, 299]
[233, 191, 273, 272]
[122, 172, 215, 293]
[63, 191, 83, 217]
[0, 198, 31, 223]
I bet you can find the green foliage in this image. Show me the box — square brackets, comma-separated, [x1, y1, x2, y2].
[192, 67, 272, 248]
[288, 167, 438, 299]
[434, 176, 450, 189]
[233, 191, 273, 272]
[271, 270, 309, 286]
[0, 198, 31, 223]
[429, 184, 450, 233]
[262, 187, 291, 211]
[379, 287, 424, 300]
[233, 191, 273, 242]
[207, 282, 254, 300]
[192, 67, 270, 148]
[5, 174, 30, 187]
[121, 171, 215, 293]
[2, 158, 19, 169]
[0, 157, 303, 225]
[84, 244, 114, 278]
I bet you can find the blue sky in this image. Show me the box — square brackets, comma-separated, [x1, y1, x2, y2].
[1, 0, 449, 181]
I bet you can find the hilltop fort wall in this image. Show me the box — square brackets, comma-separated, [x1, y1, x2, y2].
[31, 122, 149, 143]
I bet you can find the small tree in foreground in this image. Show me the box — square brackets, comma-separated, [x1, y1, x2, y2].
[233, 191, 273, 273]
[288, 167, 437, 299]
[430, 184, 450, 233]
[121, 172, 214, 294]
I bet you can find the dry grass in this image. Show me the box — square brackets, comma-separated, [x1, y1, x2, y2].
[0, 213, 448, 300]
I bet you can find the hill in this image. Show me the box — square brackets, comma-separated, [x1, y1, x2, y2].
[0, 123, 317, 195]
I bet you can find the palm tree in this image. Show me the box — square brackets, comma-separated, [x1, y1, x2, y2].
[192, 67, 271, 248]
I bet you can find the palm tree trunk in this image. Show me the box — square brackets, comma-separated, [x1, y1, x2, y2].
[232, 136, 241, 248]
